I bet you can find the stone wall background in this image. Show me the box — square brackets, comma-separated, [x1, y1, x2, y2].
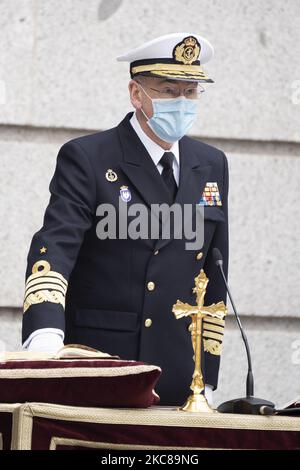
[0, 0, 299, 407]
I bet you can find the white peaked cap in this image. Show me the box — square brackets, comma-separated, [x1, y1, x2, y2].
[117, 32, 214, 83]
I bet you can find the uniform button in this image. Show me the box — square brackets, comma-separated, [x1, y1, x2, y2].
[154, 250, 159, 256]
[196, 251, 203, 260]
[147, 281, 155, 291]
[145, 318, 152, 328]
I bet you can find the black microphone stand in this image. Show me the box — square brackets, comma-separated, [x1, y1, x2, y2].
[214, 248, 275, 415]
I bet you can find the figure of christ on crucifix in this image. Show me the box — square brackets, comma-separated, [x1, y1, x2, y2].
[172, 269, 227, 412]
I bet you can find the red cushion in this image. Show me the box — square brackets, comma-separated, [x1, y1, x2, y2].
[0, 358, 161, 408]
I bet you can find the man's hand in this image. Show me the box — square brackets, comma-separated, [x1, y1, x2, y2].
[26, 331, 64, 354]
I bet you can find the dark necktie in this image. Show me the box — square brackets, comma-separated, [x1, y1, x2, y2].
[159, 152, 177, 201]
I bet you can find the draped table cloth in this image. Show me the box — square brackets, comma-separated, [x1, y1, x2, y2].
[1, 402, 300, 450]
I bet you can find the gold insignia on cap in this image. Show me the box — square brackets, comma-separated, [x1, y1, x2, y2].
[40, 246, 47, 254]
[105, 169, 118, 182]
[173, 36, 201, 65]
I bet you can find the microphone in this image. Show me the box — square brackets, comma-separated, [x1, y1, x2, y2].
[213, 247, 275, 415]
[260, 405, 300, 416]
[259, 405, 276, 416]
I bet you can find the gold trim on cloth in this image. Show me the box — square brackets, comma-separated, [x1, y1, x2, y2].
[25, 282, 67, 297]
[0, 403, 21, 413]
[203, 317, 225, 327]
[9, 402, 300, 450]
[202, 331, 223, 342]
[10, 402, 300, 451]
[23, 260, 68, 314]
[0, 364, 161, 379]
[149, 71, 208, 80]
[203, 323, 224, 334]
[49, 437, 224, 451]
[203, 338, 222, 355]
[0, 403, 23, 451]
[11, 405, 33, 451]
[131, 63, 209, 80]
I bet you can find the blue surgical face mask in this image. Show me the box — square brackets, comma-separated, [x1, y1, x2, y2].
[139, 85, 199, 143]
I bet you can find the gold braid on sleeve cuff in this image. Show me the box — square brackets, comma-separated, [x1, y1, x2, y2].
[202, 316, 225, 356]
[23, 260, 68, 314]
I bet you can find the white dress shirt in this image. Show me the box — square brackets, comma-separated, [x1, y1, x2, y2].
[23, 328, 64, 352]
[129, 112, 180, 185]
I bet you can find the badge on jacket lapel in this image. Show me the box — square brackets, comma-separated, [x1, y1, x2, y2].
[105, 169, 118, 182]
[199, 182, 222, 206]
[120, 185, 132, 203]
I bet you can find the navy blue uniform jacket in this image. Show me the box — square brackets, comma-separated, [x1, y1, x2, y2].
[22, 112, 229, 406]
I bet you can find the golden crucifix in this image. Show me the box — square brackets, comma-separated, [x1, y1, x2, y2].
[172, 269, 227, 413]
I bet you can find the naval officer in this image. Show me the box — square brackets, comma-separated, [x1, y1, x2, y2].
[22, 33, 229, 406]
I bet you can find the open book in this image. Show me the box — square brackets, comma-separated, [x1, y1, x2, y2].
[0, 344, 120, 361]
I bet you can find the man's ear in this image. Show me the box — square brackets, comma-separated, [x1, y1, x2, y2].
[129, 80, 142, 110]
